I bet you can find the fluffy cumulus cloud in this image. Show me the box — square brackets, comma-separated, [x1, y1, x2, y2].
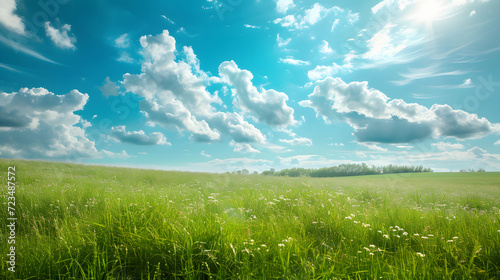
[300, 77, 500, 143]
[44, 21, 77, 50]
[218, 60, 296, 127]
[99, 77, 120, 98]
[276, 0, 295, 14]
[0, 87, 100, 158]
[122, 30, 267, 144]
[308, 52, 355, 80]
[274, 3, 343, 30]
[279, 57, 310, 66]
[0, 0, 25, 35]
[110, 125, 170, 146]
[319, 40, 333, 54]
[230, 140, 260, 153]
[279, 137, 313, 146]
[431, 142, 465, 151]
[115, 33, 130, 48]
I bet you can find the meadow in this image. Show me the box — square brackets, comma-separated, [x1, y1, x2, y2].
[1, 159, 499, 279]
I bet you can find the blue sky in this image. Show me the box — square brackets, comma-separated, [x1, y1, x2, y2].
[1, 0, 500, 172]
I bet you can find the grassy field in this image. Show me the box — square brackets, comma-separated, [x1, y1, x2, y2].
[1, 159, 499, 279]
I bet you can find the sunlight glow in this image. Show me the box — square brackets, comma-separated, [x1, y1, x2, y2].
[414, 0, 445, 22]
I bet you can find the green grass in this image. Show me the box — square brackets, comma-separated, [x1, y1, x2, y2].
[1, 159, 499, 279]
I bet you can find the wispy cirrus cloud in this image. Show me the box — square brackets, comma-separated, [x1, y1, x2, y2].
[393, 64, 468, 86]
[0, 34, 59, 64]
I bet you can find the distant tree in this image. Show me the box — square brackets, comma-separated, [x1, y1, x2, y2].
[261, 168, 275, 176]
[271, 164, 432, 178]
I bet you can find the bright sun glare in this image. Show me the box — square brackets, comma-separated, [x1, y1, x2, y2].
[415, 0, 445, 22]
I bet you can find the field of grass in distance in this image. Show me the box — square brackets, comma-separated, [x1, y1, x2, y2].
[0, 159, 499, 279]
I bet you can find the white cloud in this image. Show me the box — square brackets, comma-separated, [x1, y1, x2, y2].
[303, 3, 330, 25]
[431, 142, 465, 151]
[307, 62, 352, 80]
[495, 140, 500, 145]
[460, 78, 473, 87]
[276, 33, 291, 47]
[273, 14, 297, 28]
[201, 150, 211, 157]
[347, 11, 359, 23]
[279, 57, 310, 65]
[44, 21, 76, 50]
[218, 60, 296, 127]
[80, 119, 92, 128]
[117, 52, 134, 63]
[319, 40, 333, 54]
[470, 10, 476, 16]
[99, 77, 120, 98]
[230, 140, 260, 153]
[122, 30, 266, 144]
[243, 24, 260, 29]
[278, 128, 296, 137]
[362, 23, 410, 61]
[110, 125, 170, 146]
[274, 3, 343, 30]
[0, 87, 105, 159]
[0, 34, 58, 64]
[356, 151, 368, 158]
[102, 149, 132, 159]
[359, 143, 388, 152]
[276, 0, 295, 14]
[0, 0, 25, 35]
[371, 0, 410, 14]
[190, 157, 271, 173]
[161, 15, 175, 25]
[183, 46, 211, 82]
[408, 146, 500, 171]
[279, 137, 313, 146]
[115, 33, 130, 48]
[331, 18, 340, 31]
[394, 64, 467, 86]
[300, 77, 500, 143]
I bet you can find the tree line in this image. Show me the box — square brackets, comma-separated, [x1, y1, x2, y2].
[259, 163, 432, 177]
